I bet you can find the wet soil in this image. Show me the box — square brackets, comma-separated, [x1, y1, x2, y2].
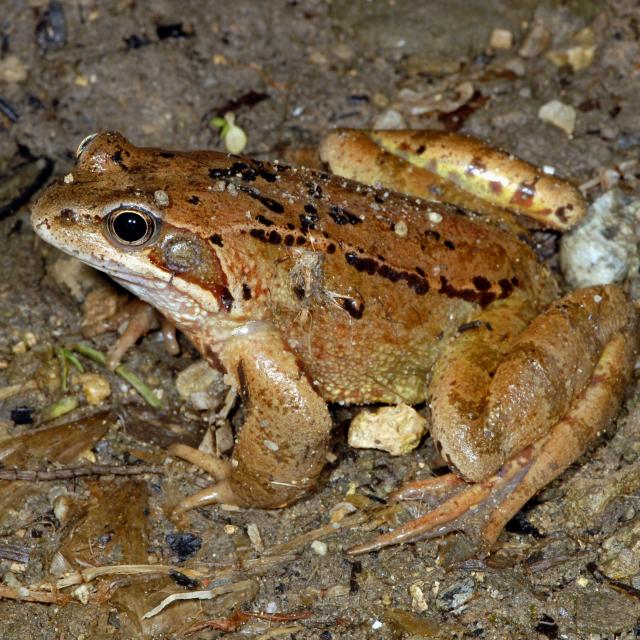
[0, 1, 639, 638]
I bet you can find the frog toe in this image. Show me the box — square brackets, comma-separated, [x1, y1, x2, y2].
[172, 479, 244, 515]
[168, 443, 232, 480]
[169, 443, 242, 513]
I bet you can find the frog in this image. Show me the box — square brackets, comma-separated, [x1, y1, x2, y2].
[31, 129, 638, 555]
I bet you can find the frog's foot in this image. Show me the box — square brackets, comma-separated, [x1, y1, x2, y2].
[348, 455, 529, 555]
[168, 443, 244, 512]
[84, 299, 179, 368]
[348, 322, 634, 555]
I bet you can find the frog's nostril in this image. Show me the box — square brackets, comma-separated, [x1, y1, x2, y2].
[60, 208, 80, 223]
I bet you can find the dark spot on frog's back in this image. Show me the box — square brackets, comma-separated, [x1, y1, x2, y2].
[242, 283, 251, 300]
[345, 252, 429, 295]
[339, 297, 365, 319]
[498, 277, 518, 297]
[472, 276, 491, 291]
[345, 252, 377, 275]
[299, 209, 319, 233]
[249, 228, 266, 241]
[239, 187, 285, 214]
[188, 195, 200, 205]
[256, 214, 274, 227]
[329, 205, 362, 226]
[307, 183, 323, 199]
[439, 275, 498, 307]
[254, 160, 278, 183]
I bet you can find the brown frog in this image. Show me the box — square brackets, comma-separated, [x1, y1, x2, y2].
[31, 129, 638, 554]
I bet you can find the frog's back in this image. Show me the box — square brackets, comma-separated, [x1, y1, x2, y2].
[33, 133, 558, 405]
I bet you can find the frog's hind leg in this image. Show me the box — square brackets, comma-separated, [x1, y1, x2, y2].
[320, 128, 585, 230]
[348, 285, 637, 554]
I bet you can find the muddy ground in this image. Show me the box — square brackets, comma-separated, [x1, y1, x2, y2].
[0, 0, 639, 638]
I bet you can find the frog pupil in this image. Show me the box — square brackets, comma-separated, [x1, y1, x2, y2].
[112, 211, 149, 243]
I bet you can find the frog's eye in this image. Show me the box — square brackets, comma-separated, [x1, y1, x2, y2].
[76, 133, 98, 158]
[106, 208, 157, 247]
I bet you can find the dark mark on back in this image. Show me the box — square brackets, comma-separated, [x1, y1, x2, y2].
[344, 252, 429, 295]
[339, 297, 365, 319]
[239, 186, 285, 214]
[256, 214, 275, 226]
[299, 210, 319, 233]
[329, 205, 362, 225]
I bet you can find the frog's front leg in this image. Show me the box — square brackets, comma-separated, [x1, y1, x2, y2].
[172, 327, 332, 512]
[350, 285, 638, 554]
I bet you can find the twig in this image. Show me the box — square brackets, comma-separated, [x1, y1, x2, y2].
[0, 464, 162, 481]
[142, 579, 256, 619]
[55, 563, 205, 590]
[0, 583, 71, 605]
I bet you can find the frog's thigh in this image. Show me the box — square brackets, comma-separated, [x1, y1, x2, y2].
[431, 285, 638, 482]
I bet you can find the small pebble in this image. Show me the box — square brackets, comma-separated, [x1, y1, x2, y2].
[394, 220, 408, 237]
[0, 55, 28, 83]
[519, 21, 551, 57]
[538, 100, 576, 135]
[436, 577, 476, 611]
[247, 523, 264, 552]
[349, 404, 427, 455]
[410, 582, 429, 612]
[311, 540, 328, 556]
[78, 373, 111, 405]
[489, 28, 513, 50]
[372, 108, 406, 130]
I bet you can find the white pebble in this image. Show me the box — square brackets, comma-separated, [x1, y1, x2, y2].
[311, 540, 328, 556]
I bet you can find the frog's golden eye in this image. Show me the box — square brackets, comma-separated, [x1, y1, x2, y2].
[76, 133, 98, 158]
[106, 208, 157, 247]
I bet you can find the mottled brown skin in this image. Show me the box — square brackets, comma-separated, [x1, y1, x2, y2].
[31, 131, 638, 550]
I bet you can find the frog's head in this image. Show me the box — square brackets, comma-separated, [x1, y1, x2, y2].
[31, 132, 238, 332]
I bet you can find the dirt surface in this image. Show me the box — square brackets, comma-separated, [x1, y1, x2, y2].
[1, 1, 640, 638]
